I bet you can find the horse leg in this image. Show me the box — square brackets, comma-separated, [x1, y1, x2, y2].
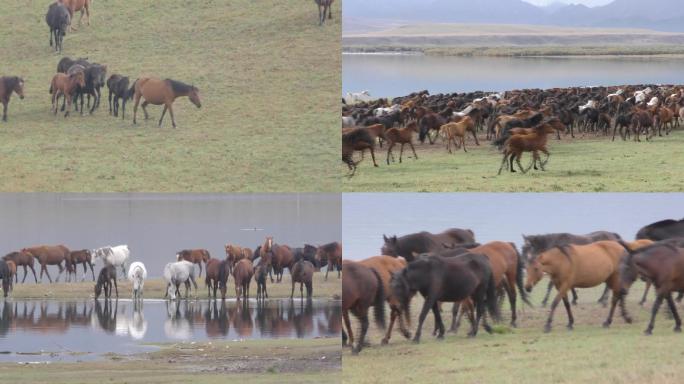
[640, 282, 651, 306]
[450, 302, 461, 332]
[21, 265, 27, 283]
[132, 94, 141, 124]
[598, 284, 611, 307]
[413, 296, 436, 343]
[141, 101, 150, 120]
[370, 147, 378, 167]
[353, 313, 369, 355]
[122, 98, 127, 120]
[666, 293, 682, 332]
[342, 310, 353, 347]
[167, 104, 177, 128]
[543, 285, 566, 333]
[30, 265, 38, 283]
[2, 102, 7, 122]
[645, 295, 664, 335]
[409, 142, 418, 160]
[603, 288, 620, 328]
[432, 301, 445, 339]
[498, 152, 508, 175]
[43, 264, 53, 284]
[114, 277, 119, 298]
[382, 308, 398, 344]
[386, 143, 393, 165]
[504, 281, 517, 327]
[461, 136, 467, 152]
[472, 129, 480, 145]
[571, 288, 578, 305]
[158, 105, 168, 128]
[516, 153, 527, 174]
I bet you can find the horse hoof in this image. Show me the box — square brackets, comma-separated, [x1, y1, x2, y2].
[675, 326, 682, 333]
[351, 348, 360, 356]
[543, 325, 552, 333]
[602, 321, 610, 328]
[485, 325, 494, 334]
[381, 339, 388, 345]
[644, 329, 653, 336]
[625, 317, 633, 324]
[411, 338, 420, 344]
[510, 321, 517, 328]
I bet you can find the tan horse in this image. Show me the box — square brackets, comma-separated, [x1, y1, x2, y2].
[358, 255, 410, 344]
[131, 77, 201, 128]
[50, 71, 85, 117]
[59, 0, 90, 30]
[525, 240, 630, 332]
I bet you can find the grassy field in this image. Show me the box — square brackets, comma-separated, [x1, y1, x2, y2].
[342, 130, 684, 192]
[0, 338, 341, 384]
[0, 1, 340, 192]
[343, 281, 684, 384]
[7, 273, 341, 300]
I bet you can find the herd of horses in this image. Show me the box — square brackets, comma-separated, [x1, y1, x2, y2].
[0, 239, 343, 303]
[342, 84, 684, 177]
[342, 218, 684, 354]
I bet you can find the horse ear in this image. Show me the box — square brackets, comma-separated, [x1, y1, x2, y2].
[383, 234, 388, 242]
[391, 235, 397, 243]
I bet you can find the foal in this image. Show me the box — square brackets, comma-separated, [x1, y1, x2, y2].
[385, 121, 419, 164]
[50, 71, 85, 117]
[497, 120, 558, 175]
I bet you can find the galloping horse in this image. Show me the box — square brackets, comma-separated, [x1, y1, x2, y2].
[342, 260, 386, 355]
[176, 249, 210, 277]
[2, 251, 38, 283]
[0, 76, 25, 122]
[497, 119, 563, 174]
[131, 77, 201, 128]
[22, 245, 70, 283]
[127, 261, 147, 300]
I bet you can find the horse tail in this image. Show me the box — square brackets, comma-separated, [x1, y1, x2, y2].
[485, 266, 501, 322]
[370, 268, 386, 329]
[126, 79, 138, 100]
[491, 131, 508, 149]
[511, 242, 532, 307]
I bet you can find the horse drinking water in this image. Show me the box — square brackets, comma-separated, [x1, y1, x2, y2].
[127, 262, 147, 300]
[163, 260, 198, 300]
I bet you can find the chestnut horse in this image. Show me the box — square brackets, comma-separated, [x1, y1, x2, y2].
[68, 249, 95, 282]
[232, 259, 254, 300]
[497, 119, 560, 174]
[270, 244, 293, 283]
[176, 249, 210, 277]
[50, 71, 85, 117]
[0, 76, 25, 122]
[358, 255, 410, 345]
[342, 260, 386, 355]
[224, 244, 253, 272]
[385, 122, 419, 165]
[525, 241, 630, 332]
[22, 245, 70, 283]
[2, 251, 38, 283]
[131, 78, 201, 128]
[58, 0, 90, 30]
[205, 258, 230, 299]
[315, 241, 342, 280]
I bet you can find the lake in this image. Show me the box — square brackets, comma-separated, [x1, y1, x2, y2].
[343, 54, 684, 97]
[342, 193, 684, 260]
[0, 298, 341, 362]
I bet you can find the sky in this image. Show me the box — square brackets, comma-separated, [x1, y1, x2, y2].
[523, 0, 613, 6]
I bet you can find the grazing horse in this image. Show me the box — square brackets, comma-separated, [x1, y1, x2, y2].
[358, 256, 410, 345]
[254, 264, 269, 301]
[127, 262, 147, 300]
[176, 249, 210, 277]
[131, 78, 202, 128]
[342, 261, 386, 355]
[107, 74, 132, 118]
[0, 260, 11, 297]
[95, 265, 118, 299]
[314, 0, 334, 25]
[68, 249, 95, 282]
[290, 260, 314, 300]
[163, 260, 198, 300]
[92, 245, 130, 278]
[233, 259, 254, 301]
[315, 241, 342, 280]
[617, 240, 684, 335]
[205, 258, 229, 299]
[522, 231, 623, 306]
[524, 241, 630, 332]
[391, 253, 499, 343]
[58, 0, 90, 30]
[381, 228, 477, 262]
[2, 251, 38, 283]
[50, 71, 85, 117]
[46, 2, 70, 52]
[22, 245, 70, 283]
[0, 76, 25, 122]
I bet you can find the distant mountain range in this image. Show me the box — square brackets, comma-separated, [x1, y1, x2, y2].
[343, 0, 684, 32]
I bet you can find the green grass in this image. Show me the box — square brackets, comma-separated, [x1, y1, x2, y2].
[0, 0, 340, 192]
[0, 338, 341, 384]
[343, 282, 684, 384]
[342, 130, 684, 192]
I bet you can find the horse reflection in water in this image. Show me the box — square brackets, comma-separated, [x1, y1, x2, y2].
[0, 301, 92, 335]
[91, 299, 148, 340]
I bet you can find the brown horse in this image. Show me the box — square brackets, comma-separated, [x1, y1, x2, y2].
[58, 0, 90, 30]
[224, 244, 252, 271]
[205, 258, 230, 299]
[176, 249, 210, 277]
[385, 121, 419, 165]
[342, 127, 378, 176]
[131, 77, 201, 128]
[358, 255, 411, 345]
[439, 116, 478, 153]
[254, 263, 269, 300]
[342, 260, 386, 355]
[68, 249, 95, 282]
[22, 245, 70, 283]
[315, 241, 342, 280]
[290, 260, 314, 300]
[2, 251, 38, 283]
[497, 120, 559, 175]
[50, 71, 85, 117]
[232, 259, 254, 301]
[0, 76, 25, 122]
[525, 240, 629, 332]
[270, 243, 293, 283]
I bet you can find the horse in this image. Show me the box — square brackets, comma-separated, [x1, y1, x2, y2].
[292, 245, 318, 267]
[315, 242, 342, 280]
[50, 71, 85, 117]
[5, 261, 16, 292]
[68, 249, 95, 282]
[2, 251, 38, 283]
[381, 228, 476, 262]
[290, 260, 314, 300]
[95, 265, 118, 300]
[92, 245, 130, 278]
[342, 260, 386, 355]
[205, 258, 229, 299]
[270, 244, 293, 283]
[358, 256, 411, 345]
[617, 240, 684, 335]
[391, 253, 499, 343]
[314, 0, 334, 25]
[106, 75, 131, 118]
[0, 76, 25, 122]
[163, 260, 198, 300]
[232, 259, 254, 301]
[386, 122, 419, 164]
[131, 78, 201, 128]
[176, 249, 210, 277]
[636, 218, 684, 241]
[127, 262, 147, 300]
[524, 241, 630, 332]
[497, 119, 561, 175]
[224, 244, 248, 271]
[76, 64, 107, 115]
[254, 264, 269, 301]
[22, 245, 70, 283]
[46, 2, 70, 52]
[57, 57, 90, 74]
[522, 231, 623, 306]
[58, 0, 90, 30]
[0, 260, 11, 297]
[342, 127, 376, 177]
[218, 259, 232, 300]
[439, 116, 479, 153]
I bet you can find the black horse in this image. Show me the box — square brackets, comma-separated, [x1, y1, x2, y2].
[636, 218, 684, 241]
[106, 74, 132, 118]
[57, 57, 90, 74]
[94, 265, 118, 299]
[314, 0, 334, 25]
[381, 228, 476, 262]
[391, 253, 499, 343]
[46, 2, 70, 53]
[0, 260, 10, 298]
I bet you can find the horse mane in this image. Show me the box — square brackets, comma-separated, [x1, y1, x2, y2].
[2, 76, 20, 91]
[555, 245, 574, 262]
[165, 79, 194, 93]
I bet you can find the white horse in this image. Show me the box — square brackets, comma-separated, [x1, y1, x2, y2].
[579, 99, 598, 113]
[342, 115, 356, 128]
[92, 245, 130, 278]
[127, 261, 147, 300]
[373, 104, 400, 116]
[346, 90, 371, 104]
[453, 104, 473, 117]
[647, 96, 659, 108]
[163, 260, 197, 300]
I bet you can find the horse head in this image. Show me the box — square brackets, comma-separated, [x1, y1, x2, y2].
[189, 86, 201, 108]
[381, 235, 399, 256]
[524, 258, 544, 292]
